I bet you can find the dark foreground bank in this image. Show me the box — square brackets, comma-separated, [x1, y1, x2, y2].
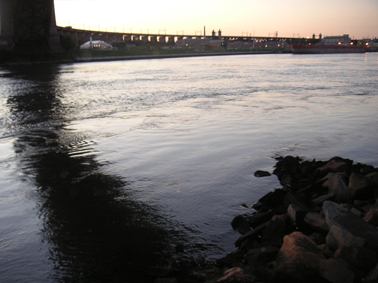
[159, 156, 378, 283]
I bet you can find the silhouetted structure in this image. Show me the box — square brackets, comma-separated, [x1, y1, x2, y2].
[0, 0, 61, 52]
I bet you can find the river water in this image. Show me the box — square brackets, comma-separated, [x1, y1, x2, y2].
[1, 53, 378, 282]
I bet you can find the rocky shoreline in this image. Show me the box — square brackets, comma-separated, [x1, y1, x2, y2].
[155, 156, 378, 283]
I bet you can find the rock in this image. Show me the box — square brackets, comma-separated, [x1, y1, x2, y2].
[350, 207, 363, 217]
[334, 246, 378, 274]
[323, 201, 378, 250]
[318, 159, 349, 174]
[246, 246, 279, 267]
[216, 250, 244, 267]
[324, 173, 349, 202]
[231, 215, 251, 235]
[287, 203, 308, 228]
[352, 163, 376, 175]
[367, 172, 378, 182]
[234, 221, 270, 249]
[304, 212, 329, 231]
[312, 193, 335, 206]
[174, 244, 184, 253]
[274, 232, 326, 281]
[364, 207, 378, 226]
[245, 211, 273, 229]
[326, 225, 366, 250]
[212, 267, 255, 283]
[254, 170, 271, 177]
[257, 189, 287, 212]
[154, 279, 178, 283]
[318, 243, 333, 258]
[260, 214, 287, 246]
[318, 259, 355, 283]
[348, 172, 376, 200]
[365, 263, 378, 283]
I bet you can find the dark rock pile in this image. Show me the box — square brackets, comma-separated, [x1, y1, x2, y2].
[168, 156, 378, 283]
[204, 156, 378, 283]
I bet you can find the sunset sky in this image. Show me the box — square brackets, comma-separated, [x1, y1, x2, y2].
[54, 0, 377, 39]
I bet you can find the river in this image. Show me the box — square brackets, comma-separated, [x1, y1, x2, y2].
[0, 53, 378, 282]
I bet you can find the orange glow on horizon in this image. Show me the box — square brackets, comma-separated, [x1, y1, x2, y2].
[54, 0, 378, 39]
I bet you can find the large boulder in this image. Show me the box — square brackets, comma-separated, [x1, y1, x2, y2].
[324, 173, 349, 202]
[348, 172, 377, 200]
[323, 201, 378, 250]
[273, 232, 326, 281]
[317, 158, 350, 174]
[318, 259, 355, 283]
[334, 246, 378, 274]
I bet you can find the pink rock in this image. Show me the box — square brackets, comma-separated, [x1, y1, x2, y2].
[214, 267, 255, 283]
[274, 232, 326, 281]
[318, 159, 348, 173]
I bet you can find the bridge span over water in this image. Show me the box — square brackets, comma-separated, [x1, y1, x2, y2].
[57, 26, 302, 47]
[0, 0, 303, 52]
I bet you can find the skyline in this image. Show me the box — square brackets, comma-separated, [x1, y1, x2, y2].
[54, 0, 378, 39]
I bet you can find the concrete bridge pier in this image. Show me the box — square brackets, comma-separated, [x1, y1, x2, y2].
[0, 0, 14, 50]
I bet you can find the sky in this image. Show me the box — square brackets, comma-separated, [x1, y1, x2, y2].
[54, 0, 378, 39]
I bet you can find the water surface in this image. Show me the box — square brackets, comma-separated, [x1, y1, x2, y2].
[1, 53, 378, 282]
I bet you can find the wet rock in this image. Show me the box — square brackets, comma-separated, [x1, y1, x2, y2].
[257, 189, 287, 212]
[191, 157, 378, 283]
[231, 215, 251, 235]
[253, 170, 271, 177]
[216, 250, 244, 267]
[234, 221, 270, 249]
[245, 211, 273, 229]
[274, 232, 326, 281]
[318, 258, 355, 283]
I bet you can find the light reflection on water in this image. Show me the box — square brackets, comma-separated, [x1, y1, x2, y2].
[0, 53, 378, 282]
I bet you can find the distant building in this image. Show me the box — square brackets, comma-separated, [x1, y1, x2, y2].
[322, 34, 351, 46]
[80, 40, 113, 50]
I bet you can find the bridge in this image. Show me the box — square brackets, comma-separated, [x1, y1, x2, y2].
[57, 26, 304, 48]
[0, 0, 306, 52]
[0, 0, 61, 52]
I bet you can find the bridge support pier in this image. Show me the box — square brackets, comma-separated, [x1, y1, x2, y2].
[0, 0, 62, 53]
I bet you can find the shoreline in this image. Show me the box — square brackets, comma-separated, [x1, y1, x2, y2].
[0, 50, 279, 66]
[160, 156, 378, 283]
